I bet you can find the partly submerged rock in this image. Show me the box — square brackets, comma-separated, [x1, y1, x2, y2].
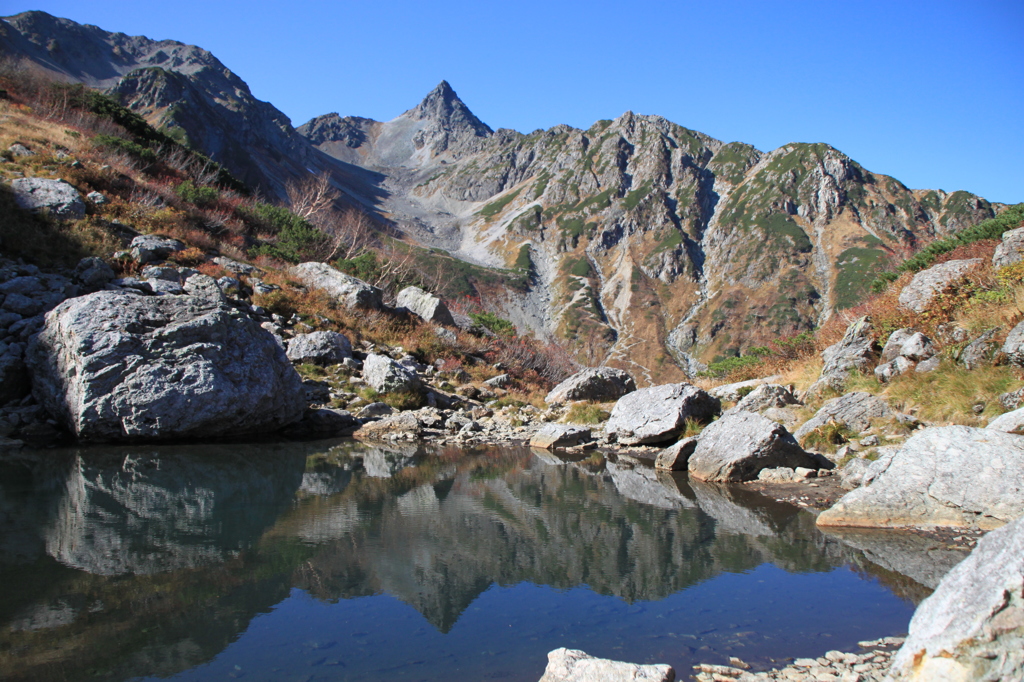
[605, 383, 719, 445]
[395, 286, 455, 326]
[545, 367, 636, 405]
[887, 515, 1024, 681]
[817, 426, 1024, 530]
[10, 177, 85, 220]
[291, 262, 384, 310]
[654, 437, 698, 471]
[530, 424, 591, 450]
[898, 258, 983, 313]
[26, 290, 306, 440]
[538, 647, 675, 682]
[353, 412, 422, 440]
[688, 411, 816, 482]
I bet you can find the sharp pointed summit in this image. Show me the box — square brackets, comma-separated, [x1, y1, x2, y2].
[408, 81, 492, 137]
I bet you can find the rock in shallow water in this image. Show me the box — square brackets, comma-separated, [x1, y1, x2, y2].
[538, 647, 674, 682]
[26, 290, 306, 440]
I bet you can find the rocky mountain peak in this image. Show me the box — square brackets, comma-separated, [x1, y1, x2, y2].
[406, 80, 492, 138]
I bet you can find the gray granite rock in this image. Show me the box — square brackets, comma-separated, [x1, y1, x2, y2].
[888, 515, 1024, 681]
[354, 412, 422, 440]
[356, 402, 394, 419]
[880, 328, 917, 363]
[688, 411, 816, 482]
[130, 235, 185, 264]
[538, 648, 674, 682]
[732, 384, 799, 413]
[605, 383, 720, 445]
[794, 392, 893, 441]
[362, 353, 422, 394]
[545, 367, 636, 405]
[484, 373, 511, 388]
[291, 262, 384, 310]
[898, 258, 983, 313]
[74, 257, 114, 288]
[654, 437, 698, 471]
[992, 225, 1024, 268]
[530, 424, 591, 449]
[286, 331, 352, 365]
[11, 177, 85, 220]
[809, 316, 878, 393]
[987, 406, 1024, 434]
[817, 425, 1024, 530]
[1002, 319, 1024, 367]
[914, 356, 941, 373]
[25, 290, 306, 440]
[395, 286, 455, 326]
[960, 327, 999, 369]
[874, 356, 914, 382]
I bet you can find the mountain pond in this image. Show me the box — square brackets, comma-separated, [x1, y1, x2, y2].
[0, 439, 959, 681]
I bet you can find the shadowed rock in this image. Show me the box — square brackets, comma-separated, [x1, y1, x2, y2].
[688, 411, 815, 482]
[11, 177, 85, 220]
[545, 367, 637, 405]
[396, 286, 455, 326]
[291, 262, 384, 310]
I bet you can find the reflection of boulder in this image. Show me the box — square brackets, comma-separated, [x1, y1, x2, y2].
[605, 458, 696, 509]
[358, 444, 420, 478]
[690, 480, 781, 537]
[821, 528, 969, 589]
[45, 445, 306, 575]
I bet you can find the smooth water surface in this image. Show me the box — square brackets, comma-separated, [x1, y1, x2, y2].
[0, 440, 951, 681]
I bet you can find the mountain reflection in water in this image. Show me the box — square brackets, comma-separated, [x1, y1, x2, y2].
[0, 441, 959, 682]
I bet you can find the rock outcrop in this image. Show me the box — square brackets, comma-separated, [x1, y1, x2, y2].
[898, 259, 983, 313]
[538, 648, 674, 682]
[793, 392, 893, 441]
[688, 411, 816, 482]
[992, 226, 1024, 268]
[545, 367, 636, 405]
[605, 383, 719, 445]
[887, 515, 1024, 681]
[10, 177, 85, 220]
[362, 353, 422, 394]
[808, 317, 878, 393]
[290, 262, 384, 310]
[26, 290, 306, 440]
[817, 426, 1024, 530]
[395, 286, 455, 326]
[286, 331, 352, 365]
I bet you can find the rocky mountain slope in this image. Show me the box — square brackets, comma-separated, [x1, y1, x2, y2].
[1, 11, 1005, 381]
[0, 10, 349, 199]
[299, 82, 1001, 379]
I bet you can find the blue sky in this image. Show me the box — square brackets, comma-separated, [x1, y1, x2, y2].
[5, 1, 1023, 203]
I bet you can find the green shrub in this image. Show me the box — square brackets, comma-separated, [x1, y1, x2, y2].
[470, 312, 515, 336]
[244, 202, 325, 263]
[93, 134, 157, 164]
[381, 391, 426, 411]
[175, 180, 219, 207]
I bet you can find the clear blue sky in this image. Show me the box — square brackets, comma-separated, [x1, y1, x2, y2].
[6, 0, 1023, 203]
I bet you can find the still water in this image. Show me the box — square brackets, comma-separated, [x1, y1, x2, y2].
[0, 439, 956, 681]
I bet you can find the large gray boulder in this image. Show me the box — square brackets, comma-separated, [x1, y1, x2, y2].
[731, 383, 798, 413]
[793, 392, 893, 441]
[808, 316, 878, 393]
[286, 331, 352, 365]
[291, 262, 383, 310]
[362, 353, 422, 394]
[992, 225, 1024, 268]
[129, 235, 186, 264]
[1002, 319, 1024, 367]
[987, 406, 1024, 434]
[545, 367, 636, 405]
[395, 286, 455, 326]
[817, 426, 1024, 530]
[538, 648, 674, 682]
[605, 383, 720, 445]
[960, 328, 999, 369]
[10, 177, 85, 220]
[530, 424, 591, 449]
[898, 258, 983, 313]
[25, 290, 306, 440]
[887, 515, 1024, 681]
[688, 411, 816, 482]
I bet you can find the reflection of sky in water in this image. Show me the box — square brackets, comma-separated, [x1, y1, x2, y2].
[0, 442, 934, 682]
[156, 567, 912, 682]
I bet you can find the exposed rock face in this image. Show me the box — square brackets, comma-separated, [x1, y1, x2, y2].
[688, 411, 815, 482]
[290, 262, 384, 310]
[1002, 319, 1024, 367]
[538, 648, 674, 682]
[654, 437, 698, 471]
[809, 317, 878, 393]
[545, 367, 637, 405]
[731, 384, 798, 413]
[887, 515, 1024, 681]
[395, 286, 455, 326]
[529, 424, 591, 449]
[25, 290, 306, 440]
[10, 178, 85, 220]
[987, 406, 1024, 434]
[286, 331, 352, 365]
[992, 226, 1024, 268]
[898, 259, 983, 313]
[605, 383, 720, 445]
[793, 392, 893, 441]
[816, 426, 1024, 530]
[362, 353, 422, 394]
